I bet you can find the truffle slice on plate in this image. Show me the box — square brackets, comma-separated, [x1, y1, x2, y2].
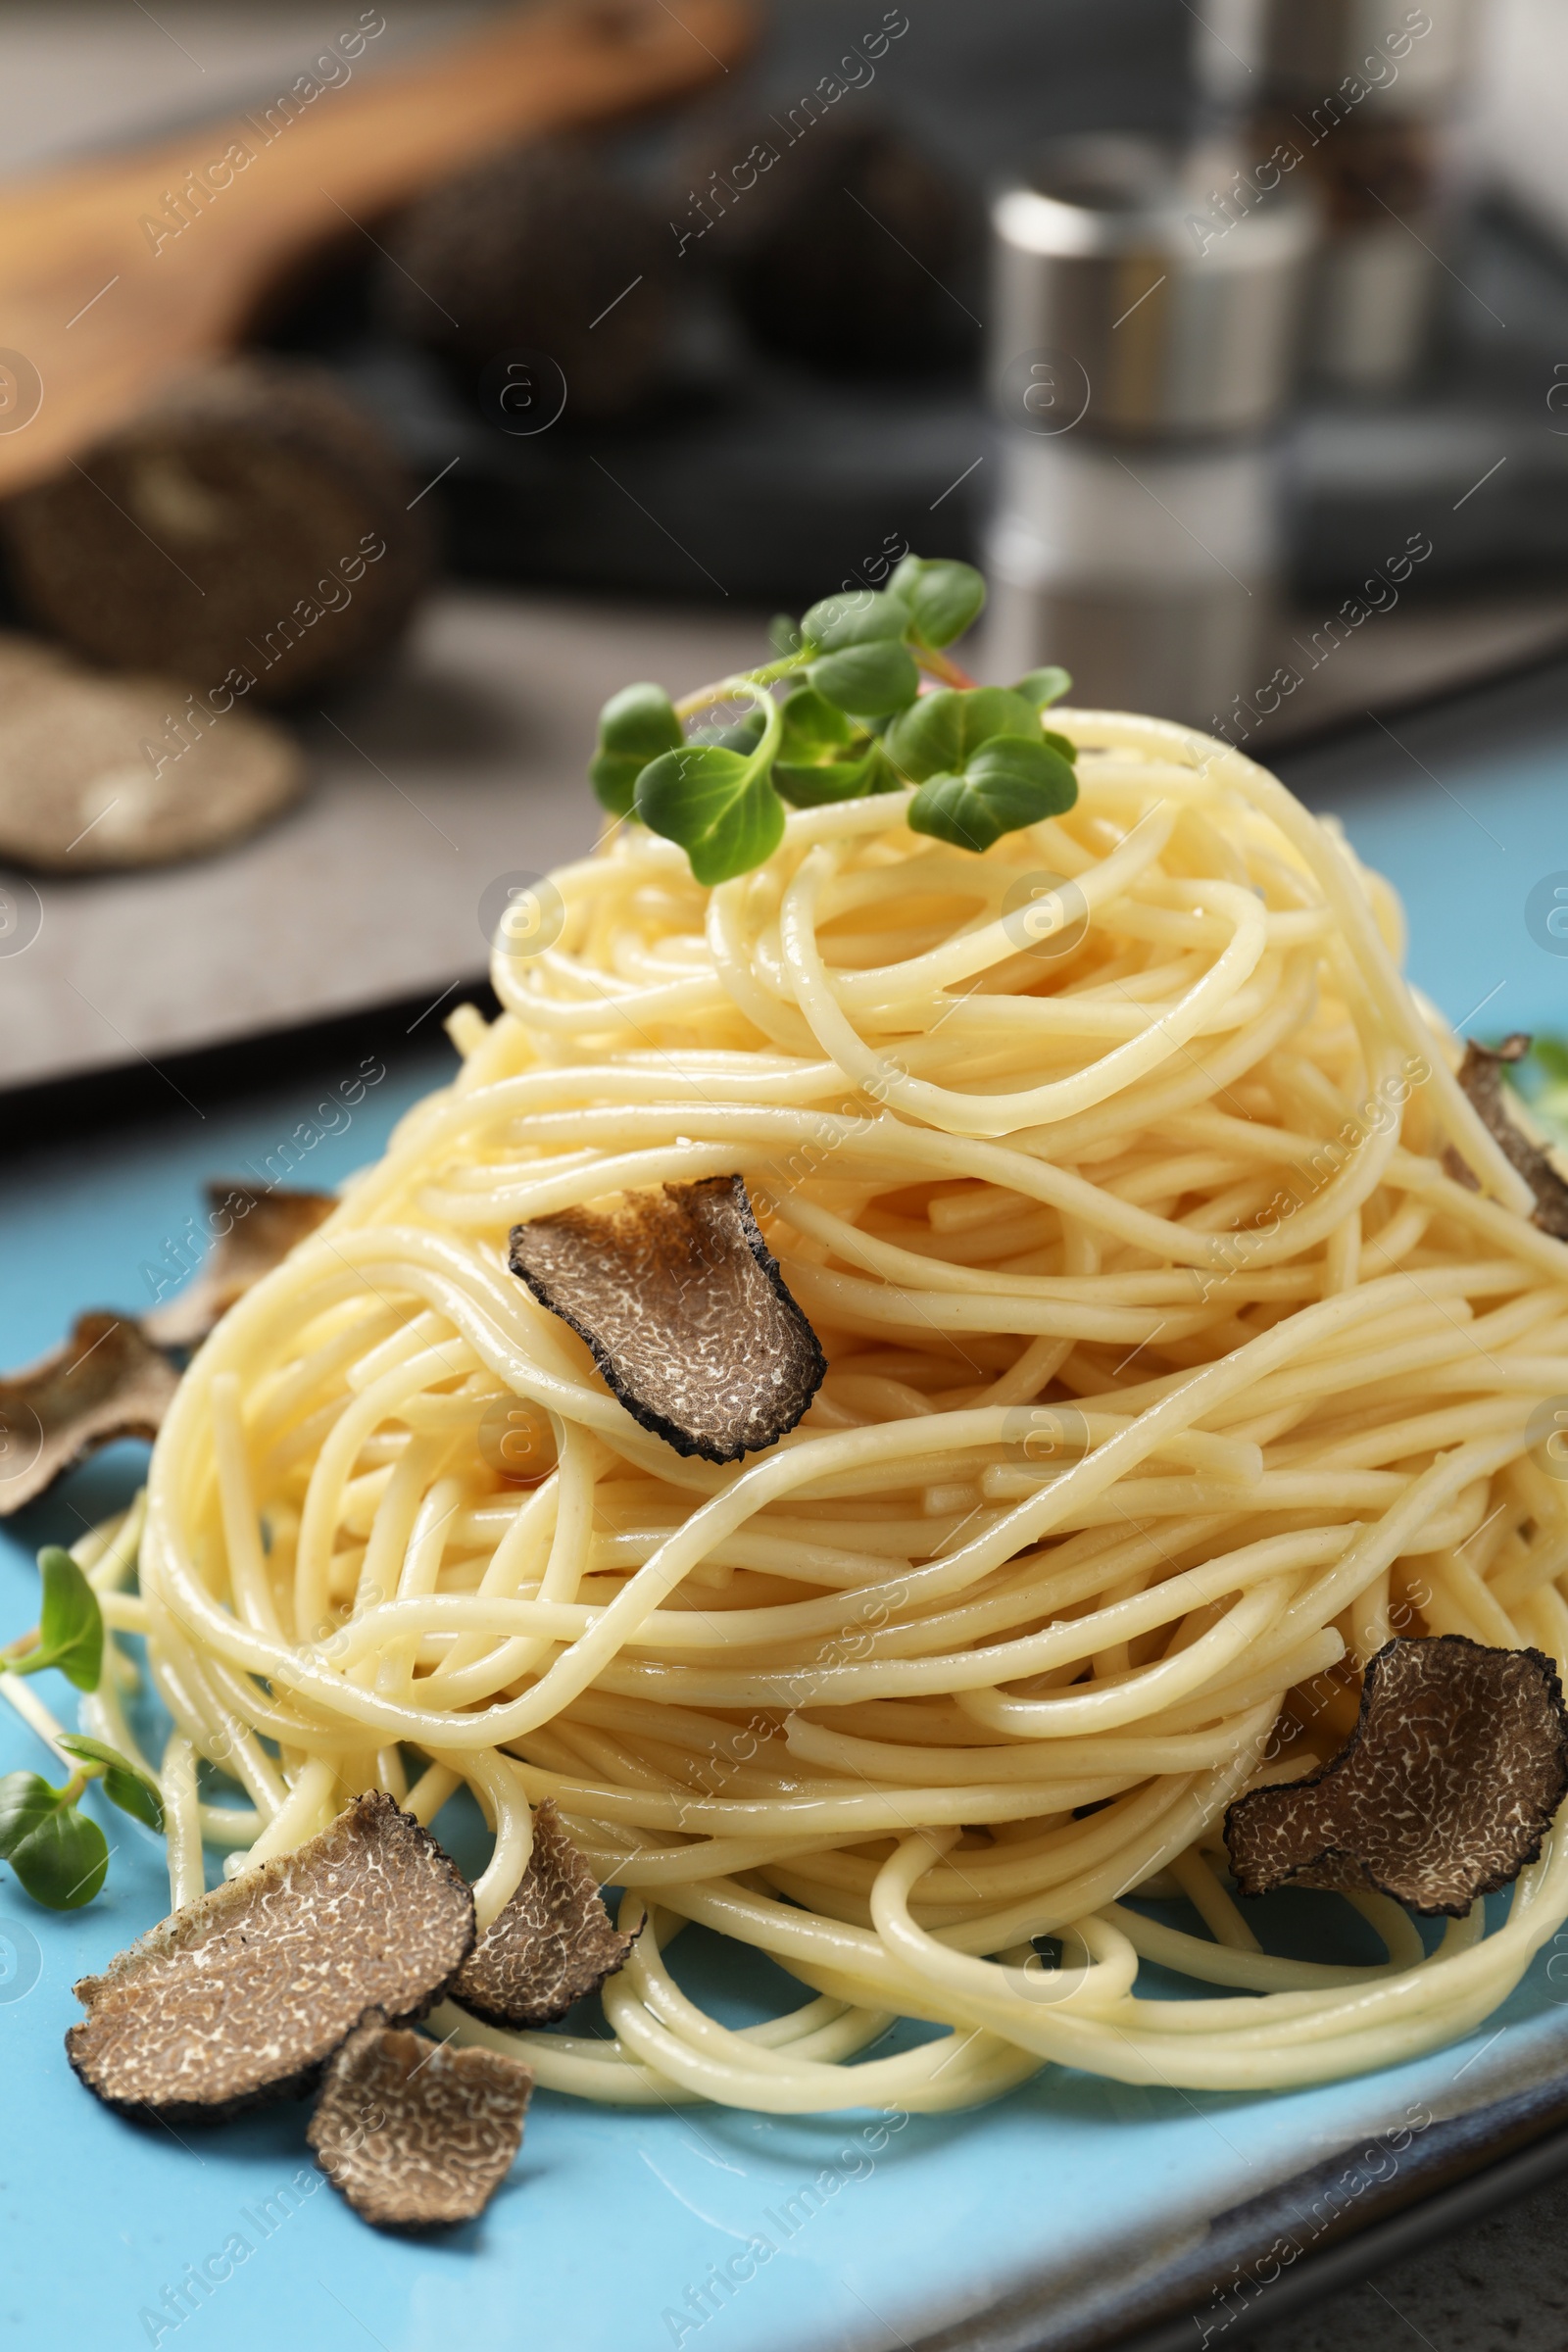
[0, 1312, 179, 1516]
[308, 2013, 534, 2229]
[450, 1799, 636, 2028]
[67, 1793, 474, 2121]
[508, 1172, 825, 1463]
[1446, 1034, 1568, 1241]
[144, 1182, 335, 1348]
[1226, 1635, 1568, 1917]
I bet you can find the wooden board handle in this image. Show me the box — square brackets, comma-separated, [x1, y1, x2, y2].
[0, 0, 753, 495]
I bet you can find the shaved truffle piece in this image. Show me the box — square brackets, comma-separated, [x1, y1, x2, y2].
[0, 662, 303, 872]
[1226, 1636, 1568, 1917]
[1446, 1035, 1568, 1240]
[67, 1793, 474, 2121]
[450, 1800, 636, 2028]
[0, 358, 429, 700]
[0, 1312, 178, 1515]
[509, 1173, 825, 1463]
[308, 2013, 533, 2229]
[145, 1183, 334, 1347]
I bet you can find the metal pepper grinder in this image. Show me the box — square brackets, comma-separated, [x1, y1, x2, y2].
[983, 136, 1318, 727]
[1191, 0, 1482, 395]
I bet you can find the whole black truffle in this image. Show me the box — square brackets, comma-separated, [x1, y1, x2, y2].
[673, 117, 979, 372]
[379, 139, 675, 420]
[0, 359, 430, 701]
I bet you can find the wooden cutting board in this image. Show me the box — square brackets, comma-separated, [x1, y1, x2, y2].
[0, 0, 753, 496]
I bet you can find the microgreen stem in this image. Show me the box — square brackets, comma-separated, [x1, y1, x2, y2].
[673, 652, 808, 721]
[0, 1669, 73, 1770]
[0, 1630, 38, 1664]
[915, 643, 978, 690]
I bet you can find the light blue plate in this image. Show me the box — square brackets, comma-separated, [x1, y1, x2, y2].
[4, 679, 1568, 2352]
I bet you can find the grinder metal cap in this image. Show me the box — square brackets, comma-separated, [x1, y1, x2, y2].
[1192, 0, 1477, 118]
[990, 136, 1319, 440]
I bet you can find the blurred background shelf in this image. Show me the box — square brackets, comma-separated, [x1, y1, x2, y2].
[2, 0, 1567, 1100]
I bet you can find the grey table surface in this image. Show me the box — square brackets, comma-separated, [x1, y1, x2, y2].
[7, 572, 1568, 1100]
[3, 0, 1568, 1099]
[1250, 2171, 1568, 2352]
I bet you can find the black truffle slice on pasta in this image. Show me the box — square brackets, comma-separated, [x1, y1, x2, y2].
[449, 1800, 637, 2028]
[0, 1312, 179, 1516]
[1225, 1636, 1568, 1918]
[307, 2013, 533, 2230]
[66, 1793, 474, 2121]
[145, 1181, 335, 1347]
[1446, 1035, 1568, 1240]
[508, 1174, 825, 1463]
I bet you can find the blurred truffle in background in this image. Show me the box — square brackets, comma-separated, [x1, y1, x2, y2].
[673, 117, 981, 372]
[378, 139, 677, 419]
[0, 358, 430, 700]
[0, 632, 303, 871]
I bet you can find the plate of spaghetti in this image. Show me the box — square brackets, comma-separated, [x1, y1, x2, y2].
[5, 557, 1568, 2352]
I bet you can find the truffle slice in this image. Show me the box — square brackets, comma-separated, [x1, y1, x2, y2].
[1226, 1636, 1568, 1918]
[308, 2013, 533, 2229]
[67, 1792, 474, 2121]
[449, 1799, 636, 2028]
[0, 662, 303, 872]
[1447, 1035, 1568, 1240]
[0, 1312, 179, 1515]
[509, 1173, 825, 1463]
[0, 358, 429, 700]
[144, 1182, 334, 1347]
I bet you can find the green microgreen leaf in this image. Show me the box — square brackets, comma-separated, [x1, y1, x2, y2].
[1015, 665, 1073, 710]
[775, 745, 897, 808]
[808, 639, 919, 720]
[800, 590, 909, 654]
[0, 1770, 63, 1860]
[5, 1549, 103, 1692]
[589, 682, 684, 817]
[57, 1735, 165, 1834]
[779, 686, 854, 758]
[635, 684, 787, 887]
[637, 747, 786, 884]
[699, 709, 768, 755]
[887, 557, 986, 649]
[769, 612, 805, 658]
[0, 1773, 108, 1911]
[908, 734, 1079, 853]
[884, 687, 1041, 784]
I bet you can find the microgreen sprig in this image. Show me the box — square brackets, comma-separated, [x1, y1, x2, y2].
[0, 1545, 161, 1910]
[586, 555, 1080, 884]
[2, 1545, 103, 1691]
